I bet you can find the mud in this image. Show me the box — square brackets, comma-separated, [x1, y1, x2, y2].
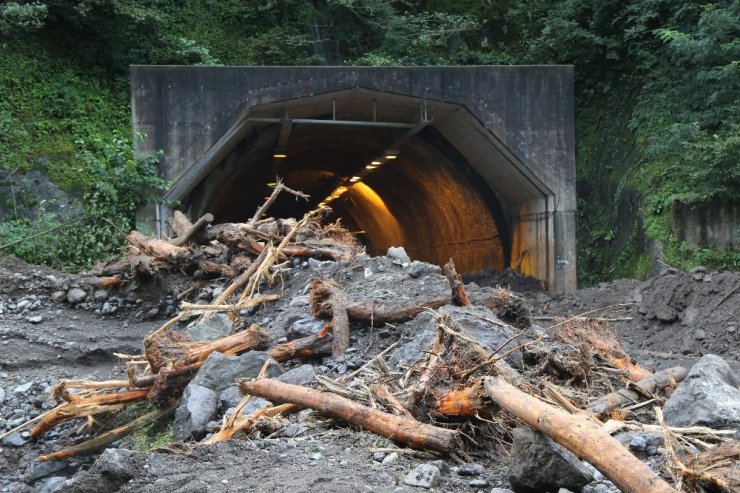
[0, 255, 738, 492]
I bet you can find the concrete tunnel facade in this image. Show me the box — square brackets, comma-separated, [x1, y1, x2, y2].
[131, 66, 577, 292]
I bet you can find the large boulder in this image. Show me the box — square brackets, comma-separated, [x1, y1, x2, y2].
[190, 351, 283, 394]
[388, 305, 523, 370]
[173, 384, 218, 441]
[663, 354, 740, 434]
[507, 427, 593, 493]
[181, 313, 231, 342]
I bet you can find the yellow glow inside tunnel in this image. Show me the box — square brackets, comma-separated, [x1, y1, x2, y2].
[344, 181, 404, 252]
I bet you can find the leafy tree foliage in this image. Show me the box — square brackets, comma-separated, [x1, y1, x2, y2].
[0, 0, 737, 275]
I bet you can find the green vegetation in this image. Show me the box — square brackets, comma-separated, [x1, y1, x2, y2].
[0, 0, 737, 280]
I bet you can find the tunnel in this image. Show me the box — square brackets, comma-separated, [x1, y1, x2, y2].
[132, 66, 577, 291]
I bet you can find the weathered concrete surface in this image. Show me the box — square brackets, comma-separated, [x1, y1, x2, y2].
[672, 199, 740, 250]
[131, 66, 576, 292]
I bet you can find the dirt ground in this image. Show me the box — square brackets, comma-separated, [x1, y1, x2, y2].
[0, 256, 738, 492]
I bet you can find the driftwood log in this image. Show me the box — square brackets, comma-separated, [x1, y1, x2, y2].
[483, 377, 678, 493]
[588, 366, 688, 418]
[240, 378, 460, 453]
[268, 331, 334, 362]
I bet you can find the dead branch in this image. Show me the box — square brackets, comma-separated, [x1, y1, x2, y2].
[483, 377, 677, 493]
[179, 294, 280, 313]
[240, 378, 460, 452]
[248, 181, 309, 227]
[170, 213, 214, 246]
[31, 390, 149, 439]
[443, 258, 470, 306]
[39, 404, 176, 462]
[588, 366, 688, 418]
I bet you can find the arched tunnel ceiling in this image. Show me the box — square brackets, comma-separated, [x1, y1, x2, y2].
[184, 89, 548, 274]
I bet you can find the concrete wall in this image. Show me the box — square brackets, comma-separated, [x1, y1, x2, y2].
[131, 66, 576, 291]
[673, 199, 740, 249]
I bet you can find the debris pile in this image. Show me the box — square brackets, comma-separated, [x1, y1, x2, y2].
[4, 186, 739, 493]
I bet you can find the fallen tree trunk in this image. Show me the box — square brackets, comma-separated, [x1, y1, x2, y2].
[588, 366, 688, 418]
[39, 404, 176, 461]
[31, 389, 149, 439]
[240, 378, 460, 452]
[128, 231, 187, 262]
[310, 280, 350, 356]
[268, 332, 333, 362]
[147, 324, 269, 405]
[483, 377, 678, 493]
[170, 213, 214, 246]
[311, 279, 450, 325]
[436, 380, 493, 418]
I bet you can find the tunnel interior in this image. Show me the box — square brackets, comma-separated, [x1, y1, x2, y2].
[182, 89, 550, 276]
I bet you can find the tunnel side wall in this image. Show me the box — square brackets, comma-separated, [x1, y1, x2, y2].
[131, 66, 576, 291]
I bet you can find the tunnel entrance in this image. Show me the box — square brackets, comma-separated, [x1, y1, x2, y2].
[184, 91, 510, 274]
[132, 66, 576, 291]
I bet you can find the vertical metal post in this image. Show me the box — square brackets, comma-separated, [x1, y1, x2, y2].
[332, 98, 336, 120]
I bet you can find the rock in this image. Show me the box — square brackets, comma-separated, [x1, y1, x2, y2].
[225, 397, 270, 420]
[373, 452, 386, 462]
[430, 460, 450, 475]
[491, 489, 514, 493]
[389, 306, 522, 370]
[382, 452, 399, 465]
[285, 318, 324, 339]
[96, 448, 138, 485]
[406, 261, 441, 279]
[32, 476, 66, 493]
[403, 464, 440, 488]
[454, 463, 484, 476]
[694, 329, 707, 341]
[663, 354, 740, 433]
[173, 384, 218, 441]
[387, 246, 411, 265]
[507, 427, 593, 493]
[13, 381, 33, 393]
[93, 290, 109, 302]
[654, 304, 678, 323]
[182, 313, 232, 342]
[628, 434, 652, 451]
[26, 315, 43, 324]
[0, 387, 5, 403]
[470, 479, 489, 488]
[51, 291, 67, 303]
[2, 432, 27, 447]
[191, 351, 283, 394]
[558, 489, 575, 493]
[276, 365, 316, 386]
[282, 423, 308, 438]
[66, 288, 87, 304]
[218, 385, 243, 410]
[24, 460, 68, 483]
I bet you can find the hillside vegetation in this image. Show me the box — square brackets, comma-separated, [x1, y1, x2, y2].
[0, 0, 738, 281]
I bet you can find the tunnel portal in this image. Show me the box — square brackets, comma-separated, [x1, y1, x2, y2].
[132, 66, 576, 291]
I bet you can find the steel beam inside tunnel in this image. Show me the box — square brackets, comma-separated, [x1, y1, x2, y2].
[131, 66, 576, 292]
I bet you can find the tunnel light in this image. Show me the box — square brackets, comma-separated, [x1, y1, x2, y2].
[267, 182, 278, 187]
[349, 176, 361, 183]
[272, 148, 288, 158]
[384, 149, 400, 160]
